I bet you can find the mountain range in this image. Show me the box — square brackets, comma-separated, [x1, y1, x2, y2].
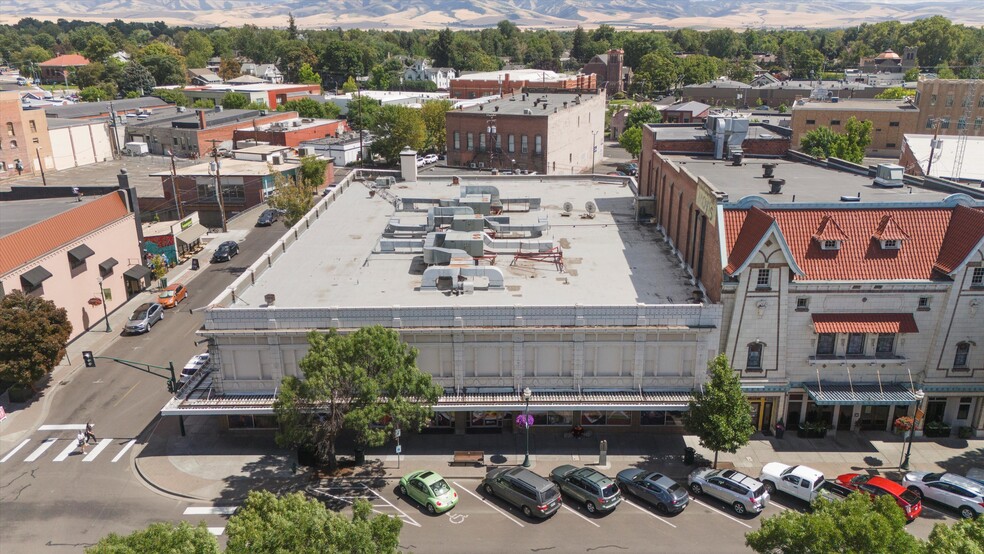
[2, 0, 983, 30]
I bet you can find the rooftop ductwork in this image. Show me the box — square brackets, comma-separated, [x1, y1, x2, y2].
[420, 266, 505, 291]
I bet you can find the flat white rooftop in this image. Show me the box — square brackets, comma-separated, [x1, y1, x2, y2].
[235, 177, 697, 308]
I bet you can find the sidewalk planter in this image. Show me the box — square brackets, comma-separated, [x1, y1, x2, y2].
[958, 426, 974, 439]
[797, 421, 828, 439]
[923, 422, 951, 438]
[7, 385, 35, 403]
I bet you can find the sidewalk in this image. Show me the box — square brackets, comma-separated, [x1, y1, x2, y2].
[132, 414, 984, 503]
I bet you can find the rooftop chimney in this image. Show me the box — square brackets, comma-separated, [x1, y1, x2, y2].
[197, 110, 207, 130]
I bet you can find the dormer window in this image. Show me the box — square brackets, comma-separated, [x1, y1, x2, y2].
[880, 239, 901, 250]
[821, 240, 841, 250]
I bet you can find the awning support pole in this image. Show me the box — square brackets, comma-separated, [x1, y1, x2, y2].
[846, 366, 855, 403]
[816, 368, 822, 395]
[876, 369, 885, 401]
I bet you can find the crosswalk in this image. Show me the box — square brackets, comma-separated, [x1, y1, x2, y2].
[1, 435, 137, 465]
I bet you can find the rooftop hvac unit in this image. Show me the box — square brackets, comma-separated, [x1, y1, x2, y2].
[478, 162, 484, 168]
[469, 163, 477, 169]
[523, 108, 533, 115]
[298, 146, 315, 157]
[293, 121, 302, 127]
[270, 153, 283, 165]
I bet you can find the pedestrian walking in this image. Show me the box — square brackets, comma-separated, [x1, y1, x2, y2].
[85, 422, 96, 444]
[77, 431, 86, 454]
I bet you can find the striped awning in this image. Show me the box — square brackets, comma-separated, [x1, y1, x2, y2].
[804, 383, 918, 406]
[812, 313, 918, 334]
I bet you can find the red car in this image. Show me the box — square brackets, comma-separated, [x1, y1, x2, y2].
[836, 473, 923, 521]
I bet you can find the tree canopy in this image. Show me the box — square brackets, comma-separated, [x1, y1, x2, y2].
[618, 126, 642, 158]
[370, 104, 426, 164]
[86, 522, 219, 554]
[274, 326, 442, 468]
[683, 354, 755, 468]
[0, 291, 72, 389]
[800, 116, 872, 163]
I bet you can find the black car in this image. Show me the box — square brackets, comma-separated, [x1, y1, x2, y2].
[256, 209, 279, 227]
[211, 240, 239, 262]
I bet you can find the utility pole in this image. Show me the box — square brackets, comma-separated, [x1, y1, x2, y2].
[206, 139, 228, 233]
[35, 147, 47, 186]
[926, 118, 942, 177]
[487, 114, 497, 170]
[168, 150, 183, 219]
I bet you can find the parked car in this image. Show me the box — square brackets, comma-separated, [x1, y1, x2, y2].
[836, 473, 923, 521]
[423, 154, 438, 164]
[211, 241, 240, 262]
[399, 470, 458, 514]
[157, 283, 188, 309]
[551, 465, 622, 513]
[688, 468, 770, 515]
[967, 468, 984, 488]
[616, 469, 689, 513]
[124, 302, 164, 334]
[759, 463, 852, 505]
[903, 472, 984, 519]
[482, 467, 562, 519]
[15, 76, 28, 86]
[178, 353, 210, 389]
[416, 156, 426, 168]
[256, 209, 280, 227]
[615, 162, 638, 176]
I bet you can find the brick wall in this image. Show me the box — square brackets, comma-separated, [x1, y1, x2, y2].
[233, 120, 347, 148]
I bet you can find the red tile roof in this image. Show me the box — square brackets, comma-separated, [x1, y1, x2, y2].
[813, 215, 849, 242]
[38, 54, 90, 67]
[725, 207, 775, 274]
[933, 205, 984, 275]
[724, 207, 966, 281]
[0, 193, 129, 275]
[812, 313, 918, 334]
[870, 214, 910, 241]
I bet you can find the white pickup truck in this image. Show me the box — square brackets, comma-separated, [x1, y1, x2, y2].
[759, 463, 853, 504]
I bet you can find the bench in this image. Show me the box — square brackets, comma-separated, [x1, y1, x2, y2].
[451, 450, 485, 467]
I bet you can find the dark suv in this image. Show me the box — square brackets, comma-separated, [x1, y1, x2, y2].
[551, 465, 622, 513]
[482, 467, 562, 518]
[211, 240, 239, 263]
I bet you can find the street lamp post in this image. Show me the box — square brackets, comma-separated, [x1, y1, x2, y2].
[591, 130, 598, 174]
[522, 387, 532, 468]
[97, 278, 111, 332]
[901, 389, 926, 471]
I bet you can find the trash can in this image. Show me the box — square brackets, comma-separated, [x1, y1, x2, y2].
[354, 448, 365, 466]
[684, 446, 695, 465]
[159, 277, 168, 289]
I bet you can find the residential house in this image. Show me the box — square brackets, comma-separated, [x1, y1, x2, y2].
[38, 54, 90, 84]
[403, 60, 456, 90]
[187, 68, 223, 86]
[240, 63, 283, 84]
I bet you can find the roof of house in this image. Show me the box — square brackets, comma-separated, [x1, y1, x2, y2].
[723, 205, 984, 281]
[0, 193, 129, 275]
[38, 54, 90, 67]
[663, 101, 711, 115]
[225, 75, 267, 84]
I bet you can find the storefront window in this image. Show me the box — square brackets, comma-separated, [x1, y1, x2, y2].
[606, 410, 631, 425]
[957, 397, 972, 420]
[640, 410, 683, 426]
[429, 411, 453, 428]
[580, 411, 606, 425]
[228, 415, 278, 429]
[532, 411, 573, 426]
[468, 411, 502, 427]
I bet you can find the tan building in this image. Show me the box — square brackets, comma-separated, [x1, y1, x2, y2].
[1, 91, 54, 179]
[445, 91, 605, 175]
[790, 99, 920, 157]
[914, 79, 984, 137]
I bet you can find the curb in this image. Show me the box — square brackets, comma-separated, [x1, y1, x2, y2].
[132, 454, 212, 503]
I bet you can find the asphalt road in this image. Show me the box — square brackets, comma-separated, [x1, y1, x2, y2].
[0, 220, 286, 552]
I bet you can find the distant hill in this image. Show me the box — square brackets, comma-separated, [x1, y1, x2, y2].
[3, 0, 983, 30]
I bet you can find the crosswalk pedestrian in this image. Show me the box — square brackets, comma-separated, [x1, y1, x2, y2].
[1, 436, 135, 465]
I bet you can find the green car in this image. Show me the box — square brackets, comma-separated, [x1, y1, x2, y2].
[399, 470, 458, 514]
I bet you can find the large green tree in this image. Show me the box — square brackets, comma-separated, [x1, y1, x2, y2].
[117, 62, 156, 96]
[618, 126, 642, 158]
[266, 170, 314, 228]
[221, 92, 250, 109]
[370, 104, 426, 164]
[799, 117, 872, 164]
[225, 491, 402, 554]
[683, 354, 754, 468]
[745, 493, 923, 554]
[420, 99, 453, 153]
[624, 103, 663, 130]
[274, 326, 442, 469]
[635, 51, 679, 94]
[277, 98, 340, 120]
[86, 522, 219, 554]
[926, 515, 984, 553]
[0, 291, 72, 390]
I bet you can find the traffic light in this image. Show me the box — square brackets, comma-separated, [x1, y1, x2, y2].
[167, 379, 176, 394]
[82, 351, 95, 368]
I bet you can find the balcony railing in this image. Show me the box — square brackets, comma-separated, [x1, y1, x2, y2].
[808, 353, 907, 365]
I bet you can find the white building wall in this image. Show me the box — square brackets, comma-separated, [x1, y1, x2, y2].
[49, 122, 113, 171]
[544, 92, 606, 175]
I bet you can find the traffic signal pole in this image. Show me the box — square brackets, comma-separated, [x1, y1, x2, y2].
[81, 352, 185, 436]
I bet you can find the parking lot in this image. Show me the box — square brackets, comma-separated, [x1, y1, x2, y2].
[309, 474, 959, 553]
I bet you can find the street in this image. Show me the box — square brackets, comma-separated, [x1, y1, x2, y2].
[0, 215, 285, 552]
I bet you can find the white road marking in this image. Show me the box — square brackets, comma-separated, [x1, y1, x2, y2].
[53, 440, 79, 462]
[111, 439, 136, 462]
[24, 438, 57, 462]
[561, 504, 601, 527]
[207, 527, 225, 536]
[0, 439, 30, 463]
[623, 499, 677, 528]
[362, 484, 421, 528]
[83, 439, 113, 462]
[452, 481, 524, 528]
[183, 507, 238, 515]
[38, 424, 87, 431]
[691, 498, 753, 529]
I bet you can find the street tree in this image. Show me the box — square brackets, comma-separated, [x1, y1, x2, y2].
[345, 96, 381, 130]
[745, 493, 923, 554]
[679, 54, 721, 86]
[926, 515, 984, 553]
[298, 62, 322, 85]
[875, 87, 916, 100]
[217, 56, 242, 81]
[904, 67, 921, 82]
[624, 103, 663, 130]
[277, 97, 340, 119]
[0, 291, 72, 390]
[266, 169, 313, 228]
[635, 51, 679, 94]
[829, 117, 872, 164]
[118, 62, 156, 96]
[371, 104, 426, 164]
[800, 125, 840, 159]
[82, 33, 116, 64]
[420, 99, 453, 153]
[683, 354, 754, 468]
[221, 92, 250, 109]
[86, 522, 219, 554]
[225, 491, 402, 554]
[79, 83, 118, 102]
[274, 326, 442, 469]
[155, 88, 191, 107]
[341, 76, 359, 93]
[618, 126, 642, 158]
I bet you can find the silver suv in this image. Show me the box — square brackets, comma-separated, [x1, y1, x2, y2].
[482, 467, 562, 519]
[688, 468, 770, 515]
[550, 465, 622, 513]
[903, 471, 984, 519]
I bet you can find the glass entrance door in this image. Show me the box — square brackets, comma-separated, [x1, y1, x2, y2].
[859, 405, 890, 431]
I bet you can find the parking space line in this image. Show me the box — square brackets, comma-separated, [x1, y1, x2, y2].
[452, 481, 524, 528]
[691, 498, 753, 529]
[362, 485, 421, 528]
[623, 499, 677, 528]
[561, 504, 601, 527]
[1, 439, 31, 463]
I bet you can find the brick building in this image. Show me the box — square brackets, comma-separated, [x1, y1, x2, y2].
[581, 49, 630, 95]
[38, 54, 89, 84]
[1, 91, 54, 179]
[900, 134, 984, 183]
[179, 83, 322, 110]
[860, 48, 918, 74]
[125, 107, 296, 157]
[661, 101, 711, 124]
[445, 91, 606, 175]
[450, 70, 596, 99]
[232, 117, 348, 148]
[790, 99, 920, 157]
[914, 79, 984, 138]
